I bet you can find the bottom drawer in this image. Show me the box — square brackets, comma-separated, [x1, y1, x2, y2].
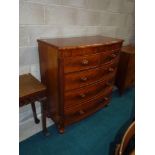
[64, 91, 112, 126]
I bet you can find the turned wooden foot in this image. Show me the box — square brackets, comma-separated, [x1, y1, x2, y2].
[40, 98, 50, 136]
[58, 124, 65, 134]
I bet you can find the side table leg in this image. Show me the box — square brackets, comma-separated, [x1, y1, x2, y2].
[31, 102, 40, 124]
[41, 98, 50, 136]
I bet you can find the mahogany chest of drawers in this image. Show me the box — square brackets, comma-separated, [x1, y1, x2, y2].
[116, 44, 135, 94]
[37, 36, 123, 133]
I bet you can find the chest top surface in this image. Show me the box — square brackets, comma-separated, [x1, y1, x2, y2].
[37, 35, 123, 50]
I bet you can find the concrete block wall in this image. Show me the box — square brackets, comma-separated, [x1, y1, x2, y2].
[19, 0, 135, 141]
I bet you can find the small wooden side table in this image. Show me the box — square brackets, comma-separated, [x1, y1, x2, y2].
[19, 73, 49, 136]
[115, 44, 135, 94]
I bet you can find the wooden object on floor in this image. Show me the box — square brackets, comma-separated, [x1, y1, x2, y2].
[19, 73, 49, 136]
[115, 44, 135, 94]
[115, 121, 135, 155]
[37, 35, 123, 133]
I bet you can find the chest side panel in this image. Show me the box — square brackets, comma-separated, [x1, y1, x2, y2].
[38, 42, 60, 122]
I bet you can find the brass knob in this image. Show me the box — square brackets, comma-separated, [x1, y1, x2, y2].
[80, 77, 87, 81]
[104, 97, 109, 101]
[108, 67, 114, 72]
[82, 59, 89, 65]
[80, 94, 86, 98]
[111, 53, 117, 58]
[79, 110, 85, 115]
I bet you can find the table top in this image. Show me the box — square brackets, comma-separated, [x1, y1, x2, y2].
[37, 35, 123, 49]
[19, 74, 46, 99]
[122, 44, 135, 54]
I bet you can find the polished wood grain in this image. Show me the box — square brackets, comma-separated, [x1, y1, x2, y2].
[115, 121, 135, 155]
[38, 35, 123, 50]
[64, 92, 112, 126]
[122, 44, 135, 54]
[38, 35, 123, 133]
[38, 43, 60, 122]
[19, 74, 46, 103]
[64, 62, 117, 91]
[64, 85, 113, 115]
[64, 53, 100, 73]
[115, 44, 135, 94]
[64, 78, 114, 107]
[19, 74, 49, 135]
[100, 49, 119, 65]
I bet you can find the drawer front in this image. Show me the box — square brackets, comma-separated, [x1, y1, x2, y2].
[100, 50, 120, 65]
[98, 43, 122, 52]
[64, 78, 113, 108]
[63, 54, 100, 73]
[64, 87, 112, 116]
[64, 62, 117, 91]
[61, 43, 122, 58]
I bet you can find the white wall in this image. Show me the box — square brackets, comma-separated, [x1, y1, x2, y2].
[19, 0, 135, 141]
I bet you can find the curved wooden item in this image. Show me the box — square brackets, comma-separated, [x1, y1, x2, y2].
[38, 36, 123, 133]
[115, 121, 135, 155]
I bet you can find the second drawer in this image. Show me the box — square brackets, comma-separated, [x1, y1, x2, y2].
[64, 62, 117, 91]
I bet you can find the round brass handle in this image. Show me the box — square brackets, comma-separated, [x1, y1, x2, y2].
[79, 110, 85, 115]
[80, 77, 87, 81]
[80, 94, 86, 98]
[111, 53, 117, 58]
[82, 59, 89, 65]
[104, 97, 109, 101]
[108, 67, 114, 72]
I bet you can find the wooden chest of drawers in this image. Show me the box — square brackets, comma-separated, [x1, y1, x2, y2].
[37, 36, 123, 133]
[115, 45, 135, 94]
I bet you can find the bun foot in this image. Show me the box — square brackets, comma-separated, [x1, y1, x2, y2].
[58, 125, 65, 134]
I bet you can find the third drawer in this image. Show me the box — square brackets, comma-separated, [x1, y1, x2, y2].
[64, 77, 114, 108]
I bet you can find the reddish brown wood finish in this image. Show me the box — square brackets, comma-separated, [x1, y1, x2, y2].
[37, 35, 123, 133]
[115, 44, 135, 94]
[19, 74, 49, 135]
[64, 78, 114, 106]
[64, 62, 117, 91]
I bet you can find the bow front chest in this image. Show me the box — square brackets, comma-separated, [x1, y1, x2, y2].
[37, 36, 123, 133]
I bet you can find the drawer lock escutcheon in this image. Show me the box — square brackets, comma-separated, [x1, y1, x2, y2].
[82, 59, 89, 65]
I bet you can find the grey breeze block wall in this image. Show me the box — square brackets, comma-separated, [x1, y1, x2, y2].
[19, 0, 135, 140]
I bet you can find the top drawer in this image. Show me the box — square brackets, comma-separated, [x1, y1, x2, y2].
[60, 43, 122, 57]
[63, 54, 100, 73]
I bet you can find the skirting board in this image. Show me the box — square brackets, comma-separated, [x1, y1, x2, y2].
[19, 114, 53, 142]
